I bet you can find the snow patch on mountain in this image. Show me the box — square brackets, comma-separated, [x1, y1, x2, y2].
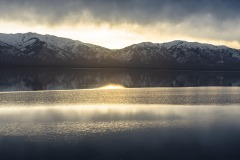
[0, 32, 240, 70]
[232, 53, 240, 59]
[0, 32, 83, 49]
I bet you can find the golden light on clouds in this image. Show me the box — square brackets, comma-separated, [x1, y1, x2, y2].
[1, 19, 240, 49]
[1, 0, 240, 50]
[0, 20, 144, 49]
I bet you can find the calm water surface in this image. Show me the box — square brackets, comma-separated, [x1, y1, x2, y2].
[0, 69, 240, 160]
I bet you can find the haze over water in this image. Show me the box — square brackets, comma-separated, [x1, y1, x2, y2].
[0, 69, 240, 160]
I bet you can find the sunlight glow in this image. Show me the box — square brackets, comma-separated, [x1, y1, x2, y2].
[1, 104, 239, 123]
[98, 84, 126, 90]
[1, 20, 239, 49]
[0, 20, 142, 49]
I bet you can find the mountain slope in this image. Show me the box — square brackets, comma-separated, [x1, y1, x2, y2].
[113, 41, 240, 70]
[0, 33, 113, 67]
[0, 33, 240, 70]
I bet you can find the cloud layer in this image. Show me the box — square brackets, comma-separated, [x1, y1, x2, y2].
[1, 0, 240, 23]
[0, 0, 240, 48]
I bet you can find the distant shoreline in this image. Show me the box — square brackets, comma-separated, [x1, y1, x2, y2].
[1, 65, 240, 72]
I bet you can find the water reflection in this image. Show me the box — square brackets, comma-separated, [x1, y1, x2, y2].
[0, 105, 225, 123]
[98, 84, 125, 90]
[0, 104, 240, 160]
[1, 68, 240, 159]
[1, 68, 240, 91]
[1, 87, 240, 105]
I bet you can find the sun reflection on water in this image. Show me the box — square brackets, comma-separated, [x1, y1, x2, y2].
[98, 84, 125, 90]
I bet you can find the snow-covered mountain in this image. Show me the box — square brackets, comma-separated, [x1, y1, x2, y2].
[0, 32, 113, 67]
[0, 32, 240, 70]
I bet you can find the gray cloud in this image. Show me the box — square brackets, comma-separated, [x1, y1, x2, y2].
[0, 0, 240, 46]
[1, 0, 240, 24]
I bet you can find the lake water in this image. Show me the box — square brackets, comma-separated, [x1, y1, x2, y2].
[0, 68, 240, 160]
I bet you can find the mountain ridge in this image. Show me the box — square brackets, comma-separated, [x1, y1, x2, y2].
[0, 32, 240, 70]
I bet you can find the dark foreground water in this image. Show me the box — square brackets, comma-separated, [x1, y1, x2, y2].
[1, 68, 240, 91]
[0, 69, 240, 160]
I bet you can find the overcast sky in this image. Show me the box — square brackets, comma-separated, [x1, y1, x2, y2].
[0, 0, 240, 49]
